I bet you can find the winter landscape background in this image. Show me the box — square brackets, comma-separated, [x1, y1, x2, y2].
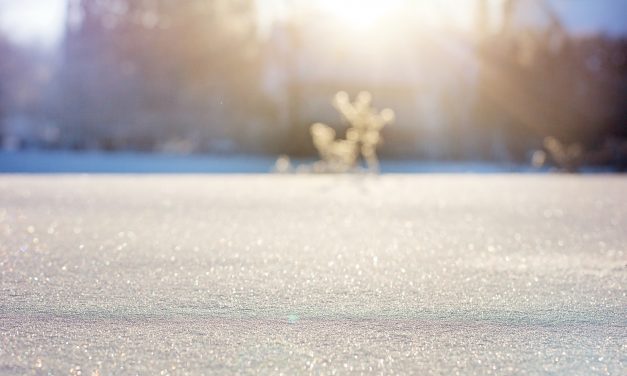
[0, 0, 626, 170]
[1, 1, 626, 375]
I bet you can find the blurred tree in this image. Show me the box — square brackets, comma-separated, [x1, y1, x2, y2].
[0, 34, 54, 149]
[57, 0, 264, 152]
[0, 35, 11, 134]
[473, 0, 627, 162]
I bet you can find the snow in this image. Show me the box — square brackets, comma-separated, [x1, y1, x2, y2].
[0, 175, 625, 374]
[0, 151, 279, 174]
[1, 150, 540, 174]
[3, 150, 619, 174]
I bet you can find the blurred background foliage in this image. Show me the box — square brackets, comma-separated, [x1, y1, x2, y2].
[0, 0, 625, 169]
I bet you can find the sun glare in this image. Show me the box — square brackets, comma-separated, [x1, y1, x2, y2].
[0, 0, 66, 46]
[316, 0, 404, 31]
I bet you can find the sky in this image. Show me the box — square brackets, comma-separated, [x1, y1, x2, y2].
[0, 0, 625, 47]
[551, 0, 627, 35]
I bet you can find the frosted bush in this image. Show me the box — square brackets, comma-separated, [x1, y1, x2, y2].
[310, 91, 394, 173]
[536, 136, 583, 172]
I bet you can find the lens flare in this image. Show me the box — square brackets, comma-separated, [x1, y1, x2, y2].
[316, 0, 404, 31]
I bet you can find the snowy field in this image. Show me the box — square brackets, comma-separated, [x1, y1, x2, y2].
[0, 150, 539, 174]
[0, 175, 625, 374]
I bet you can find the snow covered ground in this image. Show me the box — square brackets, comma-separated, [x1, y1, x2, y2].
[0, 150, 540, 174]
[0, 175, 625, 374]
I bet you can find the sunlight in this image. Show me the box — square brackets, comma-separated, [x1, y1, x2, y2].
[0, 0, 66, 46]
[316, 0, 405, 31]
